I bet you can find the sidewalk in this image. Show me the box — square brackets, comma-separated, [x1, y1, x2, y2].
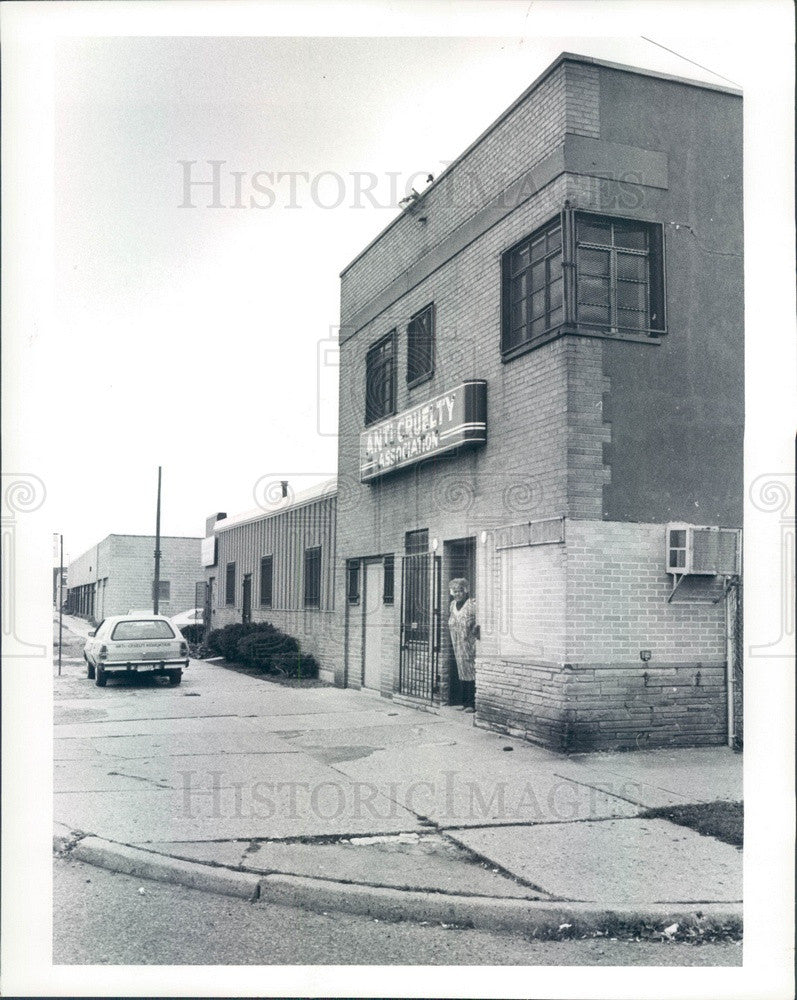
[54, 616, 742, 936]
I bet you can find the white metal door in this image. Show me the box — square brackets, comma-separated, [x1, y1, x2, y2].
[363, 561, 385, 690]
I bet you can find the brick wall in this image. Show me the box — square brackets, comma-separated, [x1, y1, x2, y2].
[474, 519, 729, 750]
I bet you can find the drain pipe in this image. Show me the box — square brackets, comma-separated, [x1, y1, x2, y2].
[725, 577, 738, 748]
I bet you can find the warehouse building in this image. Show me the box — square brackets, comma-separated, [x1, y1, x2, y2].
[66, 534, 203, 622]
[333, 53, 743, 750]
[202, 479, 338, 683]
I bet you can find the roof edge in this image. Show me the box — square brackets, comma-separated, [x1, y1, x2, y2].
[338, 51, 741, 280]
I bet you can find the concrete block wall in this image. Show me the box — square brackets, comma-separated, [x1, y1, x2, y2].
[104, 536, 202, 619]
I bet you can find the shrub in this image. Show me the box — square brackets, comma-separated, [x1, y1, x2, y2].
[207, 622, 270, 661]
[236, 629, 297, 670]
[271, 650, 319, 679]
[179, 624, 205, 645]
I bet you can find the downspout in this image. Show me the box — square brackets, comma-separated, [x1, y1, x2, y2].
[725, 577, 738, 748]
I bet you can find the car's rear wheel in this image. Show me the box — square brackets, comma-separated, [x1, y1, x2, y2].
[168, 669, 182, 686]
[86, 656, 95, 680]
[95, 665, 107, 687]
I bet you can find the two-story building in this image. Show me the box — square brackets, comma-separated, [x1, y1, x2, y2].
[333, 53, 743, 750]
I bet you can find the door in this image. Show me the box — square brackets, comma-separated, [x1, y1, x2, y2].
[362, 561, 385, 690]
[242, 574, 252, 625]
[444, 538, 476, 705]
[399, 552, 441, 700]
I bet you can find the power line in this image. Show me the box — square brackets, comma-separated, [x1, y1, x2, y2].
[641, 36, 742, 89]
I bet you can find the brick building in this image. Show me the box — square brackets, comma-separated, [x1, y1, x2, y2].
[333, 53, 743, 750]
[203, 480, 339, 683]
[66, 534, 203, 622]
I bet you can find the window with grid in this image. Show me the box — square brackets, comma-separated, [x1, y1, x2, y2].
[407, 304, 434, 386]
[502, 218, 563, 353]
[575, 215, 664, 333]
[304, 546, 322, 608]
[225, 562, 236, 605]
[260, 555, 273, 607]
[365, 331, 396, 425]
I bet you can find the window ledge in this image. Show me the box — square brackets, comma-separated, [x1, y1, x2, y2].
[407, 371, 434, 391]
[501, 326, 663, 362]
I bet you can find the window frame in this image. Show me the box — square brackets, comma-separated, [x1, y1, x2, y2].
[259, 555, 273, 608]
[501, 209, 666, 362]
[346, 559, 361, 605]
[225, 562, 236, 606]
[406, 303, 435, 388]
[364, 330, 397, 427]
[501, 215, 564, 357]
[303, 546, 322, 609]
[383, 554, 395, 605]
[574, 212, 666, 336]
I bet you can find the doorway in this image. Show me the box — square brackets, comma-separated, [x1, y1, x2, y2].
[443, 537, 476, 705]
[362, 560, 387, 690]
[242, 574, 252, 625]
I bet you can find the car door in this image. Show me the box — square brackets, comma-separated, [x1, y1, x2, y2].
[86, 620, 106, 665]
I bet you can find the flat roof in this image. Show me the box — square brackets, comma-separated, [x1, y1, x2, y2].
[214, 477, 338, 534]
[340, 51, 742, 279]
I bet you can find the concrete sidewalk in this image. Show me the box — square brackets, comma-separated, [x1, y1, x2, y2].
[54, 615, 742, 935]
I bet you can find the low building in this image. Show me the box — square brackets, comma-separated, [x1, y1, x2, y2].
[333, 53, 744, 750]
[66, 534, 203, 622]
[202, 480, 338, 683]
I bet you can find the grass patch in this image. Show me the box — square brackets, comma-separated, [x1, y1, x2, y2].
[208, 657, 329, 688]
[639, 800, 742, 848]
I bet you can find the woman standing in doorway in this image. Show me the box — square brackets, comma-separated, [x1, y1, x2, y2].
[448, 577, 478, 712]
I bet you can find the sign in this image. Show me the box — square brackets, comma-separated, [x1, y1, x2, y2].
[201, 535, 217, 568]
[360, 380, 487, 483]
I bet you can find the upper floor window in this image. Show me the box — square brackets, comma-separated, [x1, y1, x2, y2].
[575, 215, 664, 334]
[502, 218, 563, 354]
[407, 304, 435, 386]
[365, 331, 396, 425]
[501, 211, 665, 359]
[304, 546, 322, 608]
[225, 562, 236, 605]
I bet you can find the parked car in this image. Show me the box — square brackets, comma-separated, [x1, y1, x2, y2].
[83, 615, 190, 687]
[170, 607, 204, 628]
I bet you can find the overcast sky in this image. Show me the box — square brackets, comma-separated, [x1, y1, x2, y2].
[4, 1, 793, 562]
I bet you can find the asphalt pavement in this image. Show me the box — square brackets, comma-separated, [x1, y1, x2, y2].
[54, 612, 743, 941]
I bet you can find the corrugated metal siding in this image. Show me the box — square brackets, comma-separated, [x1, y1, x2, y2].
[215, 495, 337, 613]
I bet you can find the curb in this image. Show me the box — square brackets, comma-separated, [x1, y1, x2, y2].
[57, 829, 742, 937]
[71, 837, 260, 900]
[256, 873, 742, 936]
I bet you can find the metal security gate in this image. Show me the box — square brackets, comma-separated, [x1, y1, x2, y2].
[399, 552, 441, 700]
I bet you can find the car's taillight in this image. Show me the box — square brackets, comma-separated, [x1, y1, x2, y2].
[179, 642, 188, 657]
[98, 645, 108, 660]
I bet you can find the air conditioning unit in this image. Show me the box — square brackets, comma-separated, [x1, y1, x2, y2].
[666, 524, 741, 576]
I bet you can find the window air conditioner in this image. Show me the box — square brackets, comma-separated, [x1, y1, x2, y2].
[666, 524, 740, 576]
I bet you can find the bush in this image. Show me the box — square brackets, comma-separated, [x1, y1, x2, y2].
[207, 620, 320, 680]
[271, 651, 319, 680]
[179, 624, 205, 645]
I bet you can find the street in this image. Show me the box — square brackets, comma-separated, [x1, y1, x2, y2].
[54, 855, 740, 966]
[53, 617, 742, 966]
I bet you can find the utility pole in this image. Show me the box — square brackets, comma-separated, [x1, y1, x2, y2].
[58, 534, 64, 676]
[154, 466, 162, 615]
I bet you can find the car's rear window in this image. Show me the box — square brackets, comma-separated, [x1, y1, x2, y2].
[111, 620, 176, 641]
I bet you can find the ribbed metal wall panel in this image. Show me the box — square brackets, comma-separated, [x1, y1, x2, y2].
[213, 494, 337, 613]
